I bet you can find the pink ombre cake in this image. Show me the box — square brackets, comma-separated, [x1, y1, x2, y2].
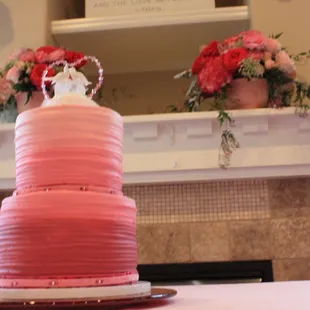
[0, 57, 150, 301]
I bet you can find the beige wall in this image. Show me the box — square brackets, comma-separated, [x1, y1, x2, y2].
[250, 0, 310, 83]
[1, 1, 309, 114]
[100, 0, 310, 115]
[0, 0, 66, 63]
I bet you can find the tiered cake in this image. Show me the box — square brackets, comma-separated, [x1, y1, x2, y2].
[0, 60, 150, 301]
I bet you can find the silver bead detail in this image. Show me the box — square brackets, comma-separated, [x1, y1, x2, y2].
[50, 281, 58, 286]
[44, 188, 51, 192]
[96, 279, 103, 284]
[13, 192, 18, 196]
[80, 186, 87, 191]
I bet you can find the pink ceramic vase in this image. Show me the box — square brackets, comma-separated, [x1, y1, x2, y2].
[16, 91, 44, 114]
[226, 78, 269, 110]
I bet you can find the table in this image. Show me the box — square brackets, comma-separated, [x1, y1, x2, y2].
[127, 281, 310, 309]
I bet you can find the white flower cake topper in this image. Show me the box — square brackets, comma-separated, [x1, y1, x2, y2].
[41, 56, 104, 106]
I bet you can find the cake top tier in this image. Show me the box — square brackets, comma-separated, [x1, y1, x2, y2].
[41, 56, 103, 107]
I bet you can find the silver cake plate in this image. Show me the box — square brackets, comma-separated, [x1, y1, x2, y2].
[0, 287, 177, 309]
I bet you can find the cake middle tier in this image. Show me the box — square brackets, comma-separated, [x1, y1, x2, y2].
[15, 105, 123, 191]
[0, 190, 138, 286]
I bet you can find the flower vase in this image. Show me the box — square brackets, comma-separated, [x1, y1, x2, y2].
[15, 91, 44, 114]
[0, 104, 18, 124]
[226, 79, 269, 110]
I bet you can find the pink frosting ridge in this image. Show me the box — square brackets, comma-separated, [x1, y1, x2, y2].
[0, 101, 139, 288]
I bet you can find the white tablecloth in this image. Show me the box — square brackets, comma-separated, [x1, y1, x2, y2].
[127, 281, 310, 309]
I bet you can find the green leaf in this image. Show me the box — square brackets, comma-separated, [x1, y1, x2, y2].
[3, 61, 14, 72]
[165, 104, 179, 113]
[25, 91, 32, 104]
[274, 32, 283, 39]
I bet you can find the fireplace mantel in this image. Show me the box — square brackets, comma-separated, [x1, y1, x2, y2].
[123, 107, 310, 184]
[1, 107, 310, 189]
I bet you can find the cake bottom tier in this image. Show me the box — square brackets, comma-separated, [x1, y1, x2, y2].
[0, 190, 138, 288]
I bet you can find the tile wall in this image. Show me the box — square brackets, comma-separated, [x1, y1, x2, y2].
[124, 177, 310, 281]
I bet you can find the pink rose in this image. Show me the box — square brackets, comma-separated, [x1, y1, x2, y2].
[275, 51, 296, 75]
[242, 29, 266, 50]
[265, 59, 276, 70]
[6, 66, 20, 84]
[0, 78, 14, 104]
[265, 38, 281, 54]
[19, 49, 35, 62]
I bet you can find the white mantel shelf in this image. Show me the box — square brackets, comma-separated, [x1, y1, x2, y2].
[51, 6, 249, 74]
[123, 107, 310, 184]
[1, 107, 310, 189]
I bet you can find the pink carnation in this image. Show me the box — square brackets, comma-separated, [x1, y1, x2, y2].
[6, 66, 20, 84]
[224, 35, 240, 46]
[222, 35, 241, 51]
[198, 56, 232, 93]
[265, 38, 281, 54]
[275, 51, 296, 75]
[0, 78, 14, 104]
[35, 47, 65, 63]
[19, 49, 35, 62]
[249, 51, 264, 61]
[48, 49, 66, 62]
[34, 51, 50, 63]
[242, 29, 266, 50]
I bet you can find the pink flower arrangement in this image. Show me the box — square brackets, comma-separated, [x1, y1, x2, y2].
[172, 29, 310, 168]
[175, 29, 303, 107]
[0, 45, 87, 108]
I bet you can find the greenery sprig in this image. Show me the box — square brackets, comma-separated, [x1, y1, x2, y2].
[215, 89, 239, 168]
